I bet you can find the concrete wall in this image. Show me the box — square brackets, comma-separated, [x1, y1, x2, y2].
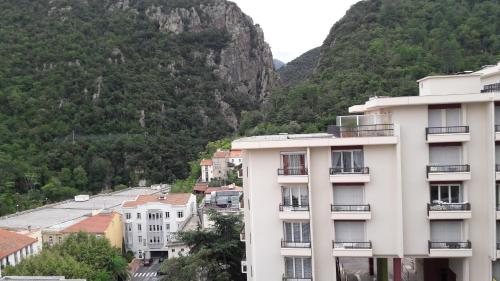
[419, 76, 480, 96]
[105, 213, 124, 249]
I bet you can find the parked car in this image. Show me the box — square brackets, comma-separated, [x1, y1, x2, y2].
[143, 258, 153, 266]
[157, 271, 166, 276]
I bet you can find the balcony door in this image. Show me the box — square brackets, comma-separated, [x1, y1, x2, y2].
[430, 184, 462, 203]
[281, 152, 306, 175]
[285, 257, 312, 279]
[332, 149, 364, 173]
[335, 221, 365, 242]
[283, 222, 310, 243]
[430, 221, 462, 242]
[429, 145, 462, 165]
[282, 186, 308, 207]
[428, 106, 461, 127]
[333, 185, 364, 205]
[495, 106, 500, 125]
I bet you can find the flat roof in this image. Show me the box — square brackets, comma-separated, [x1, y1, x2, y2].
[0, 188, 159, 230]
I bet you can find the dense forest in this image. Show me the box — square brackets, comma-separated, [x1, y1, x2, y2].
[0, 0, 274, 215]
[242, 0, 500, 135]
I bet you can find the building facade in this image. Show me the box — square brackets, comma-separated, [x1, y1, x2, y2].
[121, 193, 197, 259]
[233, 62, 500, 281]
[200, 159, 214, 183]
[0, 228, 39, 276]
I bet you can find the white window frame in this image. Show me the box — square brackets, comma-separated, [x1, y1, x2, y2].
[331, 149, 364, 172]
[430, 183, 463, 203]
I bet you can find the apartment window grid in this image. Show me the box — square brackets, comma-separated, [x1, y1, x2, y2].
[177, 211, 184, 218]
[284, 257, 312, 279]
[331, 148, 364, 173]
[165, 212, 170, 218]
[125, 213, 131, 219]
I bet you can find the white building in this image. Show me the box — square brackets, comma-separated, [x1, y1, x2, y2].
[233, 62, 500, 281]
[200, 159, 214, 183]
[0, 228, 40, 276]
[121, 193, 197, 259]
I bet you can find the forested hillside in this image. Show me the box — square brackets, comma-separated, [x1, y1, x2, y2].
[277, 47, 320, 87]
[241, 0, 500, 135]
[0, 0, 275, 215]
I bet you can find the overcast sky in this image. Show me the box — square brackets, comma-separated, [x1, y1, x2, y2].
[231, 0, 361, 63]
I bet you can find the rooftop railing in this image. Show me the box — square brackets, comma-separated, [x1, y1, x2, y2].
[331, 204, 371, 212]
[428, 241, 471, 251]
[327, 124, 394, 138]
[427, 203, 470, 214]
[330, 167, 369, 174]
[332, 241, 372, 249]
[426, 164, 470, 176]
[279, 204, 310, 212]
[481, 83, 500, 93]
[281, 239, 311, 248]
[277, 168, 308, 176]
[426, 126, 469, 136]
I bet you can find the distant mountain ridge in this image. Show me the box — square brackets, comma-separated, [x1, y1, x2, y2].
[273, 59, 285, 70]
[277, 47, 320, 87]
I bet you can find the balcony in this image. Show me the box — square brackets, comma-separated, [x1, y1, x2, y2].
[277, 168, 308, 183]
[282, 275, 312, 281]
[279, 204, 310, 220]
[426, 165, 471, 181]
[481, 83, 500, 93]
[331, 204, 371, 220]
[280, 240, 312, 256]
[329, 167, 370, 183]
[332, 241, 373, 257]
[427, 203, 471, 220]
[428, 241, 472, 257]
[328, 124, 394, 138]
[425, 126, 470, 143]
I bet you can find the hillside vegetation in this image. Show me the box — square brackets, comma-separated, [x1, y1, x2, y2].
[241, 0, 500, 135]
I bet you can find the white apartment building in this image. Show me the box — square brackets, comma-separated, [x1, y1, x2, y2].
[233, 62, 500, 281]
[121, 193, 197, 259]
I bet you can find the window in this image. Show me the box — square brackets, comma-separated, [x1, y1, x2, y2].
[172, 248, 175, 252]
[138, 236, 142, 243]
[430, 221, 463, 242]
[125, 213, 131, 219]
[284, 257, 312, 279]
[283, 222, 310, 243]
[58, 237, 62, 243]
[127, 224, 132, 231]
[429, 145, 462, 165]
[333, 185, 364, 205]
[332, 149, 364, 173]
[431, 184, 462, 203]
[177, 211, 184, 218]
[149, 225, 152, 231]
[282, 186, 308, 207]
[166, 223, 170, 231]
[281, 152, 306, 175]
[148, 213, 152, 219]
[165, 212, 170, 218]
[335, 221, 365, 242]
[428, 106, 461, 127]
[137, 213, 141, 219]
[138, 224, 142, 231]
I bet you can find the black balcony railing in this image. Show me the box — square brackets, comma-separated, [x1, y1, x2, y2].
[427, 203, 471, 214]
[327, 124, 394, 138]
[426, 164, 470, 176]
[277, 168, 308, 176]
[481, 83, 500, 93]
[426, 126, 469, 136]
[331, 204, 371, 212]
[279, 204, 310, 212]
[281, 240, 311, 248]
[283, 275, 313, 281]
[330, 167, 369, 174]
[428, 241, 471, 251]
[332, 241, 372, 249]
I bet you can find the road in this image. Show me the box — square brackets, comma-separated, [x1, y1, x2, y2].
[132, 259, 162, 281]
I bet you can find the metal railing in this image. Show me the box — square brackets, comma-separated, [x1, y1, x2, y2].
[428, 241, 471, 251]
[281, 239, 311, 248]
[330, 167, 369, 174]
[327, 124, 394, 138]
[277, 168, 308, 176]
[481, 83, 500, 93]
[426, 164, 470, 175]
[279, 204, 310, 212]
[331, 204, 371, 212]
[332, 241, 372, 249]
[282, 275, 313, 281]
[426, 126, 469, 135]
[427, 203, 470, 214]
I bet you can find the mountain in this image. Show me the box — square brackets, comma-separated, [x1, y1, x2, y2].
[0, 0, 276, 214]
[273, 59, 285, 70]
[277, 47, 320, 87]
[242, 0, 500, 135]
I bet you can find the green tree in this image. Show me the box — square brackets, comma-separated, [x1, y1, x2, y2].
[73, 165, 89, 190]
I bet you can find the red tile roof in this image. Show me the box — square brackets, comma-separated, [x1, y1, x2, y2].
[0, 228, 37, 259]
[123, 193, 192, 208]
[229, 150, 242, 158]
[193, 183, 209, 192]
[205, 184, 243, 194]
[213, 150, 229, 158]
[62, 212, 118, 234]
[200, 159, 213, 166]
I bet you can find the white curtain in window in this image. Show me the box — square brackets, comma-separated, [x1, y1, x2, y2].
[302, 223, 310, 242]
[445, 108, 461, 126]
[342, 151, 352, 170]
[353, 150, 364, 168]
[333, 186, 363, 205]
[294, 258, 302, 278]
[282, 187, 291, 206]
[430, 221, 462, 242]
[428, 109, 442, 127]
[303, 258, 312, 278]
[288, 154, 301, 169]
[285, 257, 294, 277]
[332, 152, 342, 167]
[429, 146, 461, 165]
[335, 221, 365, 242]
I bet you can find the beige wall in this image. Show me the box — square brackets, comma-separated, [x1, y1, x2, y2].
[104, 213, 124, 249]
